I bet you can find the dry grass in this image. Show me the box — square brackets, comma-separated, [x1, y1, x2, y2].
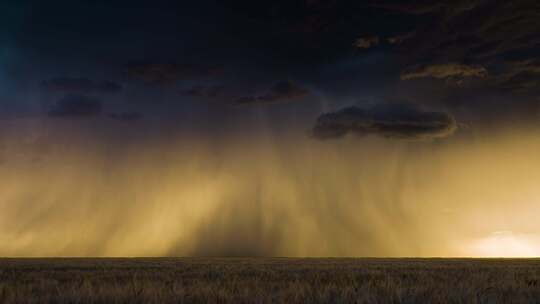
[1, 258, 540, 303]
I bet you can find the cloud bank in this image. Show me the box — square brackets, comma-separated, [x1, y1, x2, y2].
[312, 103, 457, 140]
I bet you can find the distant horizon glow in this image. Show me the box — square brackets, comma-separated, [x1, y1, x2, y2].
[463, 232, 540, 258]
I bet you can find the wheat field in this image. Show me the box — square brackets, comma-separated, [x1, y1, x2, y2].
[1, 258, 540, 303]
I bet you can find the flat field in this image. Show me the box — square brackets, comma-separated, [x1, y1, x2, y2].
[1, 258, 540, 303]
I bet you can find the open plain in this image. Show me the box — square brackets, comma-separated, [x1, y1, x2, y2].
[1, 258, 540, 303]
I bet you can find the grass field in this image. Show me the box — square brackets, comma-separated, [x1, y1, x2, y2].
[1, 258, 540, 303]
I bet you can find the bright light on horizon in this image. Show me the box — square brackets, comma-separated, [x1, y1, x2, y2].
[465, 231, 540, 258]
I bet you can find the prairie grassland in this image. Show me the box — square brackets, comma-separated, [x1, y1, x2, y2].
[1, 258, 540, 303]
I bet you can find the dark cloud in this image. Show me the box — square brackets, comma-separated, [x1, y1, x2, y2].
[509, 59, 540, 75]
[498, 72, 540, 93]
[401, 63, 488, 80]
[376, 0, 540, 95]
[4, 0, 540, 132]
[370, 1, 476, 16]
[235, 81, 310, 105]
[109, 112, 142, 122]
[354, 36, 380, 49]
[387, 32, 415, 45]
[259, 81, 310, 102]
[182, 81, 310, 105]
[216, 1, 410, 66]
[493, 59, 540, 93]
[126, 62, 223, 85]
[48, 94, 102, 118]
[312, 103, 457, 140]
[42, 77, 122, 93]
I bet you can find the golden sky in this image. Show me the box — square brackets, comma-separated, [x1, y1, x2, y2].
[2, 120, 539, 257]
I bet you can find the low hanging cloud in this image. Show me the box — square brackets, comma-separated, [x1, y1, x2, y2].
[42, 77, 122, 93]
[400, 63, 488, 80]
[235, 80, 310, 105]
[126, 62, 223, 85]
[48, 94, 102, 118]
[312, 103, 457, 140]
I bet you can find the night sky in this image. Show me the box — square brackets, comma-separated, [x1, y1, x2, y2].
[1, 1, 540, 257]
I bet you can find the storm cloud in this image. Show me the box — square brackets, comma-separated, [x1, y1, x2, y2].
[312, 103, 457, 140]
[384, 0, 540, 93]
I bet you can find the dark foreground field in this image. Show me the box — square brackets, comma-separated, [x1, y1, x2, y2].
[1, 258, 540, 303]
